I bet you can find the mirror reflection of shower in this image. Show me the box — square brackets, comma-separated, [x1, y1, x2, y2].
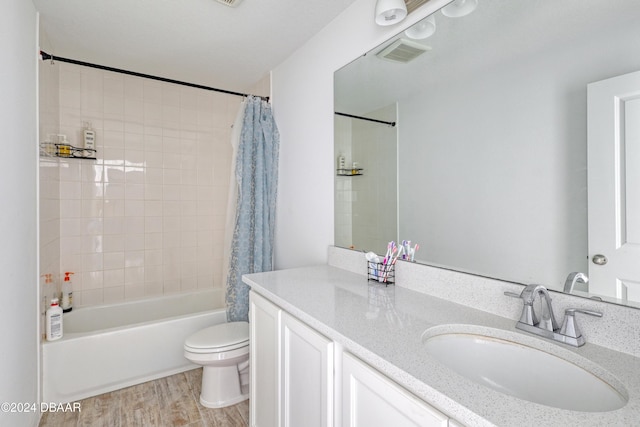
[334, 103, 398, 256]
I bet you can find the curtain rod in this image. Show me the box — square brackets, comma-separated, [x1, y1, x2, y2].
[334, 112, 396, 127]
[39, 50, 269, 102]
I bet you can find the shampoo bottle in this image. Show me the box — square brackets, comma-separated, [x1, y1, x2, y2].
[337, 153, 346, 170]
[61, 272, 74, 313]
[83, 122, 96, 150]
[46, 298, 63, 341]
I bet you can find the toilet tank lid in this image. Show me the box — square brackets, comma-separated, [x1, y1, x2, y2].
[186, 321, 249, 349]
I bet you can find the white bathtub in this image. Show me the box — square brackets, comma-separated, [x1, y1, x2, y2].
[42, 289, 226, 403]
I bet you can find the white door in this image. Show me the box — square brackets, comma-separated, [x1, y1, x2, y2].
[281, 312, 334, 427]
[588, 70, 640, 303]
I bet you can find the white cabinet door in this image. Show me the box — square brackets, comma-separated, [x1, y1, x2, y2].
[588, 70, 640, 303]
[250, 291, 281, 427]
[281, 312, 334, 427]
[341, 352, 448, 427]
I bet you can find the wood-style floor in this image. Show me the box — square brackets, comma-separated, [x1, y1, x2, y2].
[39, 368, 249, 427]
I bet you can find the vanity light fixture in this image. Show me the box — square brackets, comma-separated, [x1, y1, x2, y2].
[441, 0, 478, 18]
[405, 15, 436, 39]
[375, 0, 408, 26]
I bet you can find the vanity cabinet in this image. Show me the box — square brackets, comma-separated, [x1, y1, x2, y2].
[341, 352, 448, 427]
[250, 291, 280, 427]
[250, 291, 334, 427]
[250, 290, 452, 427]
[281, 311, 334, 427]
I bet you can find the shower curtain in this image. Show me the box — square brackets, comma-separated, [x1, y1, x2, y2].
[225, 96, 280, 322]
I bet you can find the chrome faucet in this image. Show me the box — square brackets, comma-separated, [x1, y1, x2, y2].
[517, 284, 559, 331]
[563, 272, 589, 294]
[505, 284, 602, 347]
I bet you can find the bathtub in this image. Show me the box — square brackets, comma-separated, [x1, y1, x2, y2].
[42, 289, 226, 403]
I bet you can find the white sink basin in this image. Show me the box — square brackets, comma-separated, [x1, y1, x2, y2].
[423, 330, 627, 412]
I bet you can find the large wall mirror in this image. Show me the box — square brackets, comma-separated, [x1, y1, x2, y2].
[334, 0, 640, 307]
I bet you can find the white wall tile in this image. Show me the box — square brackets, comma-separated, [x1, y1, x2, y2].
[125, 133, 144, 151]
[80, 289, 104, 306]
[144, 281, 163, 296]
[125, 250, 144, 268]
[125, 266, 145, 284]
[104, 268, 124, 286]
[82, 235, 103, 253]
[82, 182, 104, 199]
[125, 183, 144, 200]
[103, 235, 125, 252]
[82, 253, 104, 271]
[145, 134, 163, 152]
[61, 199, 82, 218]
[145, 265, 163, 283]
[82, 164, 104, 182]
[82, 270, 104, 290]
[104, 199, 125, 217]
[145, 249, 163, 266]
[125, 200, 144, 217]
[103, 286, 125, 303]
[48, 63, 246, 307]
[60, 181, 82, 200]
[124, 284, 145, 300]
[145, 233, 163, 250]
[104, 183, 124, 199]
[103, 218, 124, 235]
[125, 234, 145, 251]
[104, 252, 125, 270]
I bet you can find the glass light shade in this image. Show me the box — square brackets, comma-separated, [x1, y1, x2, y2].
[441, 0, 478, 18]
[405, 15, 436, 39]
[375, 0, 408, 26]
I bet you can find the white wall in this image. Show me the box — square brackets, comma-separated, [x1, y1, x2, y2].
[271, 0, 451, 269]
[0, 1, 40, 426]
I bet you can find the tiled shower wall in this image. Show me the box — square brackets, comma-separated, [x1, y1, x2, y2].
[41, 61, 260, 307]
[334, 104, 397, 255]
[334, 115, 353, 248]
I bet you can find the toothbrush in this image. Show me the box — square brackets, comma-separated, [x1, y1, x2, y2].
[381, 246, 396, 282]
[391, 246, 403, 266]
[383, 241, 396, 264]
[404, 240, 411, 260]
[383, 242, 392, 264]
[383, 246, 402, 282]
[411, 244, 419, 262]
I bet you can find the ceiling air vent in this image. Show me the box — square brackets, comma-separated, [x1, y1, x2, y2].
[405, 0, 431, 14]
[215, 0, 243, 7]
[376, 39, 431, 63]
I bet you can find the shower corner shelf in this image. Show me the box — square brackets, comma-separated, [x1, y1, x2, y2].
[337, 168, 364, 176]
[40, 142, 97, 160]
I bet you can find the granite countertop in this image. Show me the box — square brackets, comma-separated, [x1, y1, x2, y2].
[243, 265, 640, 427]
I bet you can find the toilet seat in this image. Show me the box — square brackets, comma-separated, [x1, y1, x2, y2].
[184, 321, 249, 354]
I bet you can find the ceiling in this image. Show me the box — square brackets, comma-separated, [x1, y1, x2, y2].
[34, 0, 358, 94]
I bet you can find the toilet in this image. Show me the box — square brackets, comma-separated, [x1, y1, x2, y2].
[184, 321, 250, 408]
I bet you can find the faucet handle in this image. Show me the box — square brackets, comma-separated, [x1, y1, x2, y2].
[560, 308, 603, 340]
[504, 290, 538, 326]
[504, 291, 521, 298]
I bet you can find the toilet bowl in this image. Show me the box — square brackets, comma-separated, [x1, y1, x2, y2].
[184, 321, 249, 408]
